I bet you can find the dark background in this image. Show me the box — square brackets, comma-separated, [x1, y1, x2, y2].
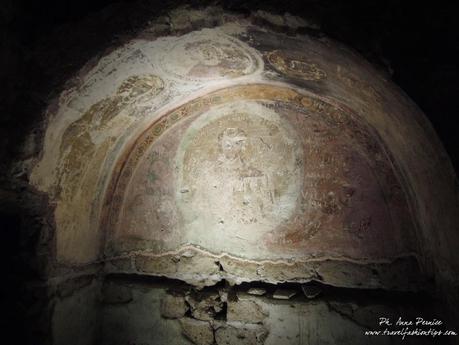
[0, 1, 458, 344]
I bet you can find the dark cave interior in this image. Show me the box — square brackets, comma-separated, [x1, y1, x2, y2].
[1, 1, 458, 345]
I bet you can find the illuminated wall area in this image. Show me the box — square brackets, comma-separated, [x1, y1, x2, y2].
[17, 6, 459, 345]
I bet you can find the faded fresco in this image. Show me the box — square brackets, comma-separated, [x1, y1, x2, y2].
[158, 30, 261, 82]
[29, 15, 455, 290]
[22, 10, 459, 345]
[105, 84, 415, 262]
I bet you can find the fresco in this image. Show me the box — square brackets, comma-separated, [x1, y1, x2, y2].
[104, 84, 416, 262]
[158, 31, 261, 82]
[29, 19, 446, 289]
[267, 50, 326, 81]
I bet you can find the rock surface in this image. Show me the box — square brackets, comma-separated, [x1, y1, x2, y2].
[161, 294, 188, 319]
[215, 325, 268, 345]
[186, 291, 224, 321]
[180, 318, 214, 345]
[102, 282, 133, 304]
[227, 297, 268, 323]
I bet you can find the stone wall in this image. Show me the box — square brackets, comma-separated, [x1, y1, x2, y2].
[99, 276, 442, 345]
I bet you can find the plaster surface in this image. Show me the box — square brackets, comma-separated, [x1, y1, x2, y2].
[106, 84, 415, 261]
[28, 8, 458, 296]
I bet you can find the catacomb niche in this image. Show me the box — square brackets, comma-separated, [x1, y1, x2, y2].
[24, 7, 459, 345]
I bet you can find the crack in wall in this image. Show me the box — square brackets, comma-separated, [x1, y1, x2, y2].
[103, 245, 428, 292]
